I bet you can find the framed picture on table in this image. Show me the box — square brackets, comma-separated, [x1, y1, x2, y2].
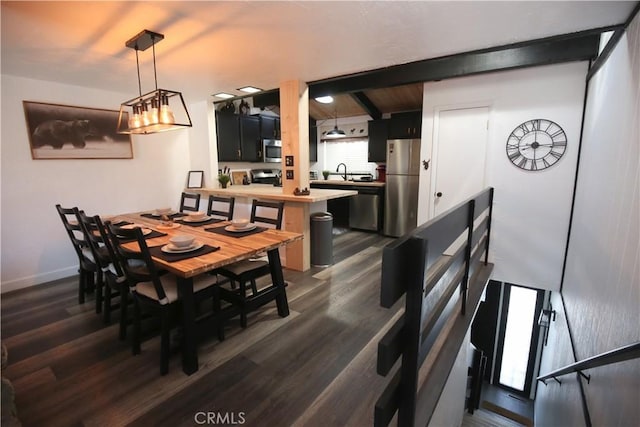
[187, 170, 204, 188]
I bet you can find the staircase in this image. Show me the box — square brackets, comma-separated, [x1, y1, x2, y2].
[480, 382, 533, 426]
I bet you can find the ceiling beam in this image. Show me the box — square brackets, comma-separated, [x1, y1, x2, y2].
[350, 92, 382, 120]
[227, 28, 607, 108]
[308, 29, 603, 98]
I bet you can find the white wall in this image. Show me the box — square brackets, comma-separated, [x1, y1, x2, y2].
[0, 75, 196, 292]
[537, 13, 640, 425]
[428, 329, 470, 427]
[188, 99, 218, 188]
[419, 62, 588, 291]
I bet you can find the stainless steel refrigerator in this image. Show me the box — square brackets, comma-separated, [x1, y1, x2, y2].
[383, 139, 421, 237]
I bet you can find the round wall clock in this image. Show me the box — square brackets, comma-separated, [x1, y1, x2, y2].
[506, 119, 567, 171]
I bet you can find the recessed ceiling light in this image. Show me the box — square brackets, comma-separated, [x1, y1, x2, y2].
[213, 92, 235, 99]
[315, 96, 334, 104]
[238, 86, 262, 94]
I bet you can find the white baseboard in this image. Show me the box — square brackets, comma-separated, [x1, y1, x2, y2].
[1, 266, 77, 294]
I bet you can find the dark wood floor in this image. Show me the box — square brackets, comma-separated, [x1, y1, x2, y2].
[2, 230, 410, 426]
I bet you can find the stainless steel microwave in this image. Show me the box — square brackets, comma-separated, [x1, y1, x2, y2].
[262, 139, 282, 163]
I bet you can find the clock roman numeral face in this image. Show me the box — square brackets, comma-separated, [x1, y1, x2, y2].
[506, 119, 567, 171]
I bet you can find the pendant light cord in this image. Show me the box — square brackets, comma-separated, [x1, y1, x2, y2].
[135, 48, 142, 97]
[152, 36, 158, 91]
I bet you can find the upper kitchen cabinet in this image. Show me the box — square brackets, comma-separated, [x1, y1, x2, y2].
[240, 115, 261, 162]
[216, 112, 241, 161]
[368, 119, 388, 162]
[388, 111, 422, 139]
[215, 112, 260, 161]
[367, 111, 422, 162]
[260, 115, 281, 139]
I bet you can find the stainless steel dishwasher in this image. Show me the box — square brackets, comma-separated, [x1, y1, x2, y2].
[349, 187, 381, 231]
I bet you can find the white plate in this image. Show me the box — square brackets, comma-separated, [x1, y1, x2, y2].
[182, 216, 211, 223]
[120, 224, 152, 235]
[157, 223, 181, 230]
[224, 224, 257, 233]
[151, 211, 175, 217]
[161, 241, 204, 254]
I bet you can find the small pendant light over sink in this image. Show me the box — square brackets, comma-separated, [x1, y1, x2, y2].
[117, 29, 192, 135]
[324, 108, 346, 139]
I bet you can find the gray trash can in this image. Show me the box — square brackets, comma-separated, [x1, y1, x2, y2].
[310, 212, 333, 267]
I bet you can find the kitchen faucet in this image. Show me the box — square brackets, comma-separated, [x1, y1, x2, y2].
[336, 163, 348, 181]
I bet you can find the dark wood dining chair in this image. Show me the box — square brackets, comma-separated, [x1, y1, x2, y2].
[206, 195, 235, 220]
[55, 204, 97, 305]
[180, 192, 201, 212]
[77, 212, 130, 338]
[105, 222, 220, 375]
[215, 199, 285, 328]
[76, 211, 112, 317]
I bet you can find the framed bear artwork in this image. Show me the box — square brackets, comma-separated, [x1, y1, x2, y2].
[23, 101, 133, 160]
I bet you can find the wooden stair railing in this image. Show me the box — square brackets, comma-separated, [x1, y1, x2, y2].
[374, 187, 495, 426]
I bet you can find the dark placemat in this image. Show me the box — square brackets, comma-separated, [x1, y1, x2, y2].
[175, 217, 225, 227]
[140, 212, 187, 220]
[148, 244, 220, 262]
[205, 225, 267, 238]
[118, 229, 167, 243]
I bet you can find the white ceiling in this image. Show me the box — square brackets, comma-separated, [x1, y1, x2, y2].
[1, 1, 635, 106]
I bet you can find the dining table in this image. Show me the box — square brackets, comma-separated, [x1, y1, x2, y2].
[112, 210, 303, 375]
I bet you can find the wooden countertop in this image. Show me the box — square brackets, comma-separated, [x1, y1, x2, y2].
[310, 180, 386, 188]
[191, 184, 357, 203]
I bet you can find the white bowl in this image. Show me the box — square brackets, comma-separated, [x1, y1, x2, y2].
[232, 218, 250, 229]
[154, 207, 172, 215]
[169, 234, 195, 248]
[187, 211, 206, 220]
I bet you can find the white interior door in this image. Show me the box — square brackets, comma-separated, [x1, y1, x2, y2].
[432, 106, 489, 217]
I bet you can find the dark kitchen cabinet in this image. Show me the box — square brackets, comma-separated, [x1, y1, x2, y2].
[240, 115, 260, 162]
[388, 111, 422, 139]
[216, 112, 241, 161]
[368, 119, 388, 162]
[260, 115, 280, 139]
[216, 112, 261, 161]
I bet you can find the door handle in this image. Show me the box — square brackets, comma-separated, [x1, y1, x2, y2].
[436, 192, 443, 198]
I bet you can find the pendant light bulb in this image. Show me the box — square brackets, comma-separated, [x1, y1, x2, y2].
[159, 94, 175, 124]
[140, 102, 152, 126]
[149, 97, 159, 124]
[128, 105, 142, 129]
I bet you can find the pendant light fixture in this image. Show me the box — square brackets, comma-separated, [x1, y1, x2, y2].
[324, 108, 346, 139]
[117, 29, 192, 135]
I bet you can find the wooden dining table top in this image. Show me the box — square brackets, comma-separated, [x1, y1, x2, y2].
[114, 211, 303, 279]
